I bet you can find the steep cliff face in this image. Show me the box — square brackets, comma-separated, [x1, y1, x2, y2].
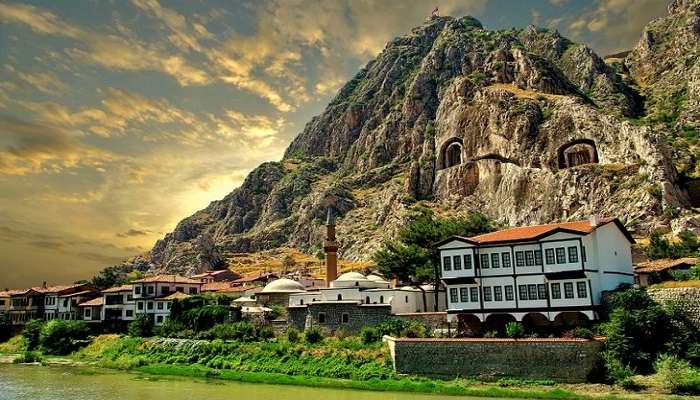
[147, 5, 700, 276]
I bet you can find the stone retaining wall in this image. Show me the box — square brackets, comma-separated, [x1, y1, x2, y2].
[648, 287, 700, 329]
[384, 336, 602, 383]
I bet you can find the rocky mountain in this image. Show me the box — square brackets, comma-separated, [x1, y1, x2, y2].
[146, 0, 700, 276]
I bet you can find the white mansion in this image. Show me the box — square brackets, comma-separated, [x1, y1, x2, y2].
[437, 216, 635, 327]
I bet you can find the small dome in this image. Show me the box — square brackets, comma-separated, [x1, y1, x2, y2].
[335, 271, 368, 282]
[261, 278, 305, 293]
[366, 274, 387, 282]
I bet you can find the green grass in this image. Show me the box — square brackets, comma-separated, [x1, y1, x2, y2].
[134, 363, 593, 399]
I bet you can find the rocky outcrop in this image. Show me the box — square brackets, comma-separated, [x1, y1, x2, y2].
[136, 8, 698, 275]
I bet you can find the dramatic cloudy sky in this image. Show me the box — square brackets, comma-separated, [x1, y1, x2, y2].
[0, 0, 669, 288]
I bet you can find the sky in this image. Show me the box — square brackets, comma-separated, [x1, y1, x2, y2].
[0, 0, 669, 289]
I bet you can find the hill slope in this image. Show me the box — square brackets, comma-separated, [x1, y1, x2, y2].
[145, 1, 700, 276]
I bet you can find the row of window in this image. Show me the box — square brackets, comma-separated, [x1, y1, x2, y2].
[136, 301, 173, 311]
[134, 285, 199, 296]
[448, 281, 589, 304]
[442, 246, 586, 272]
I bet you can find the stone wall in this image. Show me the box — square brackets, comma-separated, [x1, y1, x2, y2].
[287, 303, 391, 334]
[648, 287, 700, 329]
[384, 336, 602, 383]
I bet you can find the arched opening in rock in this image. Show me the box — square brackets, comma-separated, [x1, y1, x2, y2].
[439, 138, 464, 169]
[557, 139, 598, 169]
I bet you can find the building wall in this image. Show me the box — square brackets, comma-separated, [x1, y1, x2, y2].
[648, 287, 700, 329]
[392, 312, 448, 330]
[384, 336, 602, 383]
[288, 303, 391, 334]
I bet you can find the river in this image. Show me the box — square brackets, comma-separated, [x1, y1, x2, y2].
[0, 364, 498, 400]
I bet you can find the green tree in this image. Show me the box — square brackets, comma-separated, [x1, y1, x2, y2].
[373, 204, 491, 283]
[39, 320, 90, 355]
[128, 314, 154, 337]
[22, 319, 43, 350]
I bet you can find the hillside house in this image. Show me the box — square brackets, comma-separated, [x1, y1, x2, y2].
[191, 270, 239, 283]
[634, 257, 698, 287]
[132, 275, 202, 325]
[101, 284, 136, 323]
[436, 216, 635, 333]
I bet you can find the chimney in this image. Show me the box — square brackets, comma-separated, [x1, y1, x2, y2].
[42, 281, 47, 289]
[324, 208, 338, 287]
[589, 214, 600, 227]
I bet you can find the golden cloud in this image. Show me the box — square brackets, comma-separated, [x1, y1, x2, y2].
[0, 115, 115, 175]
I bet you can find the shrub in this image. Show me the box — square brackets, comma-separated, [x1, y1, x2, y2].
[39, 320, 91, 355]
[22, 320, 43, 350]
[654, 354, 700, 395]
[400, 321, 429, 338]
[128, 314, 154, 337]
[304, 327, 323, 344]
[286, 328, 300, 343]
[483, 330, 498, 338]
[505, 322, 525, 338]
[206, 322, 257, 341]
[361, 327, 380, 344]
[373, 318, 413, 337]
[13, 350, 42, 364]
[0, 313, 11, 343]
[257, 326, 274, 340]
[571, 327, 594, 339]
[602, 352, 635, 384]
[153, 319, 188, 338]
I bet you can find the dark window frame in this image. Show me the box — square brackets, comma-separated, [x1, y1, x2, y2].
[470, 287, 479, 302]
[501, 252, 511, 268]
[518, 285, 528, 301]
[568, 246, 579, 263]
[483, 287, 492, 302]
[459, 287, 468, 302]
[443, 256, 452, 271]
[545, 249, 555, 265]
[556, 248, 566, 264]
[463, 254, 472, 269]
[505, 285, 514, 301]
[551, 283, 561, 299]
[453, 255, 462, 270]
[480, 254, 490, 268]
[491, 253, 500, 268]
[493, 286, 503, 302]
[449, 288, 458, 303]
[537, 284, 547, 300]
[527, 284, 538, 300]
[577, 281, 588, 298]
[564, 282, 574, 299]
[525, 250, 535, 266]
[515, 251, 525, 267]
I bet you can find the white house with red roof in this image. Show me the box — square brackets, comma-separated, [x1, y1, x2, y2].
[436, 216, 635, 331]
[131, 275, 202, 325]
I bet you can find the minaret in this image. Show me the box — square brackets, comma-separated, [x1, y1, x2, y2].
[324, 208, 338, 287]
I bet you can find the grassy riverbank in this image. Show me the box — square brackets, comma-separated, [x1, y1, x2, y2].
[0, 334, 687, 399]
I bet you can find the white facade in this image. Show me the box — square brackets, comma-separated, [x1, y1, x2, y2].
[102, 286, 136, 322]
[288, 272, 447, 314]
[438, 218, 634, 323]
[132, 276, 202, 325]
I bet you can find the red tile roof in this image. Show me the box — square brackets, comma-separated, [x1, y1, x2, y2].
[201, 282, 236, 292]
[132, 274, 201, 284]
[234, 272, 277, 283]
[158, 292, 190, 301]
[102, 284, 133, 293]
[439, 217, 633, 246]
[635, 257, 697, 273]
[191, 270, 233, 278]
[78, 297, 104, 307]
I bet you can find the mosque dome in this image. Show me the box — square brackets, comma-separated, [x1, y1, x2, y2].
[261, 278, 305, 293]
[335, 271, 368, 282]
